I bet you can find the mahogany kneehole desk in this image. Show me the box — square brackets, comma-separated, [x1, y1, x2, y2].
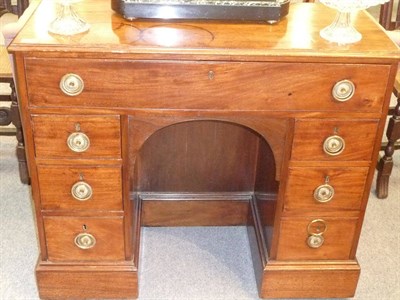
[9, 1, 399, 299]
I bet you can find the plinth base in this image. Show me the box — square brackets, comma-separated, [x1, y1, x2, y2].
[36, 262, 138, 299]
[259, 261, 360, 298]
[35, 194, 361, 299]
[247, 196, 361, 299]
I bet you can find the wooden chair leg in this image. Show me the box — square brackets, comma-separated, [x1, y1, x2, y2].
[10, 80, 30, 185]
[0, 106, 12, 126]
[0, 78, 13, 130]
[376, 96, 400, 199]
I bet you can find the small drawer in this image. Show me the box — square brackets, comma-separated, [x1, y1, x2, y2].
[291, 119, 379, 161]
[277, 217, 358, 260]
[44, 216, 125, 261]
[32, 115, 121, 159]
[284, 167, 369, 211]
[37, 165, 123, 211]
[25, 58, 389, 112]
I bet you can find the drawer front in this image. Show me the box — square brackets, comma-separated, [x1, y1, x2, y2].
[44, 217, 125, 261]
[32, 115, 121, 159]
[277, 217, 358, 260]
[284, 167, 369, 211]
[291, 119, 379, 161]
[25, 58, 389, 112]
[37, 166, 123, 211]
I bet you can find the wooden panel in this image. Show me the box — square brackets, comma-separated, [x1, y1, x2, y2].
[25, 58, 389, 112]
[256, 195, 277, 228]
[260, 262, 360, 298]
[276, 217, 358, 260]
[37, 165, 123, 211]
[137, 121, 260, 192]
[44, 216, 125, 261]
[32, 115, 121, 159]
[129, 116, 288, 182]
[254, 137, 279, 194]
[10, 2, 400, 63]
[36, 265, 137, 299]
[291, 119, 379, 161]
[284, 167, 369, 211]
[141, 199, 249, 226]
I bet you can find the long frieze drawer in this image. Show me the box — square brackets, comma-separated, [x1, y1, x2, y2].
[25, 58, 389, 112]
[37, 165, 123, 211]
[44, 216, 125, 261]
[32, 115, 121, 159]
[276, 217, 358, 260]
[291, 119, 379, 161]
[284, 167, 369, 211]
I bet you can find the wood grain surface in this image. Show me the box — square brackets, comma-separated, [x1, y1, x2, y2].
[25, 58, 390, 112]
[276, 217, 359, 260]
[284, 167, 369, 212]
[37, 165, 123, 211]
[36, 264, 138, 299]
[43, 216, 125, 261]
[142, 200, 250, 226]
[8, 1, 399, 62]
[291, 119, 379, 161]
[260, 261, 360, 298]
[32, 114, 121, 159]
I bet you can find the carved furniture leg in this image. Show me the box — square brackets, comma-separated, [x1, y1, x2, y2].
[0, 77, 13, 131]
[0, 105, 12, 127]
[10, 80, 30, 184]
[376, 95, 400, 199]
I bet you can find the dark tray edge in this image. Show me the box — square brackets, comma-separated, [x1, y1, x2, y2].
[111, 0, 291, 23]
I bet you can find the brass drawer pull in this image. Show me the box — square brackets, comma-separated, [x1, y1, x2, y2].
[307, 234, 325, 248]
[332, 79, 355, 102]
[71, 181, 93, 201]
[60, 73, 84, 96]
[307, 219, 327, 249]
[314, 183, 335, 203]
[323, 135, 345, 156]
[67, 132, 90, 152]
[74, 233, 96, 249]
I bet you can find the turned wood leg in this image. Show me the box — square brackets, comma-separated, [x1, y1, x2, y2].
[0, 106, 12, 126]
[376, 96, 400, 199]
[0, 78, 12, 129]
[10, 80, 30, 185]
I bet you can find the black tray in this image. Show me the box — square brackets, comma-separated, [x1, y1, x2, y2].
[111, 0, 290, 23]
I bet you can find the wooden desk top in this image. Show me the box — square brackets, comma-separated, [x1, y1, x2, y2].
[9, 0, 400, 62]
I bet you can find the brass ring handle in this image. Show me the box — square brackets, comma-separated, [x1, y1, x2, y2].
[306, 219, 327, 249]
[74, 233, 96, 250]
[60, 73, 84, 96]
[323, 135, 345, 156]
[313, 183, 335, 203]
[307, 234, 325, 248]
[67, 132, 90, 152]
[307, 219, 327, 236]
[71, 181, 93, 201]
[332, 80, 355, 102]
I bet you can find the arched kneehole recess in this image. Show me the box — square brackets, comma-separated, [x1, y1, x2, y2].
[127, 117, 290, 295]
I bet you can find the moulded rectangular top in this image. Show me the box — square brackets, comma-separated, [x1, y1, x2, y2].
[9, 0, 400, 62]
